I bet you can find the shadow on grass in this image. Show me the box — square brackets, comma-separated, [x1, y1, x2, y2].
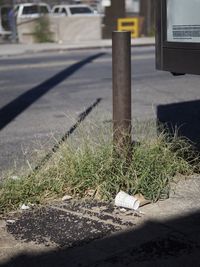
[1, 208, 200, 267]
[33, 98, 102, 172]
[157, 99, 200, 149]
[0, 52, 105, 131]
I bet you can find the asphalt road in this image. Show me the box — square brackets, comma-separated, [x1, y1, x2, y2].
[1, 46, 200, 173]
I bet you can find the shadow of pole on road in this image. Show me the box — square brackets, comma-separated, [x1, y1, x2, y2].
[0, 52, 105, 131]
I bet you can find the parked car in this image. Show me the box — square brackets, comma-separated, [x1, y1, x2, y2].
[51, 4, 97, 16]
[14, 3, 51, 19]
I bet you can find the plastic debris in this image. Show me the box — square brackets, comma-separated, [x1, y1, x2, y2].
[119, 208, 127, 213]
[62, 195, 72, 201]
[20, 204, 30, 210]
[115, 191, 140, 210]
[11, 175, 20, 180]
[85, 189, 95, 197]
[134, 193, 151, 207]
[6, 220, 15, 224]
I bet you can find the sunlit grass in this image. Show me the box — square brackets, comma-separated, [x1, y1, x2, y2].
[0, 121, 198, 214]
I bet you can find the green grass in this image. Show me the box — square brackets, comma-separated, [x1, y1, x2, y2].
[0, 122, 198, 214]
[33, 16, 53, 43]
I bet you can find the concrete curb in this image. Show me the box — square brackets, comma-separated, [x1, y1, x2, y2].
[0, 37, 155, 57]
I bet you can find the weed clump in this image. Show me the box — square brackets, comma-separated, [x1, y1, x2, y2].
[33, 16, 53, 43]
[0, 123, 197, 214]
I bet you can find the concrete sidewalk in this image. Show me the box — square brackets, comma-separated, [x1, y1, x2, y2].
[0, 175, 200, 266]
[0, 37, 155, 57]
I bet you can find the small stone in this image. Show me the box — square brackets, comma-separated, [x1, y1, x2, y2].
[85, 189, 95, 197]
[11, 175, 20, 180]
[20, 204, 30, 210]
[119, 208, 127, 213]
[6, 220, 15, 224]
[62, 195, 72, 201]
[0, 220, 6, 228]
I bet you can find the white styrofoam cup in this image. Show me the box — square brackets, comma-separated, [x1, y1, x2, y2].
[115, 191, 140, 210]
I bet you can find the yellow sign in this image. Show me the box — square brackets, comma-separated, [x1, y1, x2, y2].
[118, 18, 139, 38]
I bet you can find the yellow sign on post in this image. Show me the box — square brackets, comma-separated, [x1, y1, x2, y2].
[118, 18, 139, 38]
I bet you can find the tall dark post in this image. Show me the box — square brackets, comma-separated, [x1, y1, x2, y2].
[102, 0, 126, 39]
[112, 31, 132, 154]
[140, 0, 156, 36]
[11, 0, 17, 43]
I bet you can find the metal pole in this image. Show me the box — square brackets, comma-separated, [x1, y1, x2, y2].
[112, 31, 132, 154]
[11, 0, 17, 43]
[147, 0, 151, 36]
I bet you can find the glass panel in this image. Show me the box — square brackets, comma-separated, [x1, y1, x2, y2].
[167, 0, 200, 43]
[22, 5, 38, 15]
[54, 8, 60, 13]
[69, 7, 92, 15]
[61, 8, 67, 14]
[39, 6, 49, 14]
[22, 5, 49, 15]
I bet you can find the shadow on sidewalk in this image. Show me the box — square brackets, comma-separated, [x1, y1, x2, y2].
[0, 52, 105, 131]
[1, 210, 200, 267]
[157, 99, 200, 149]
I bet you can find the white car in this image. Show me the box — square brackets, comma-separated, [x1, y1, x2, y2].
[14, 3, 51, 19]
[51, 4, 97, 16]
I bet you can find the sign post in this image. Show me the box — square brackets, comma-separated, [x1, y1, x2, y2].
[156, 0, 200, 75]
[112, 31, 132, 155]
